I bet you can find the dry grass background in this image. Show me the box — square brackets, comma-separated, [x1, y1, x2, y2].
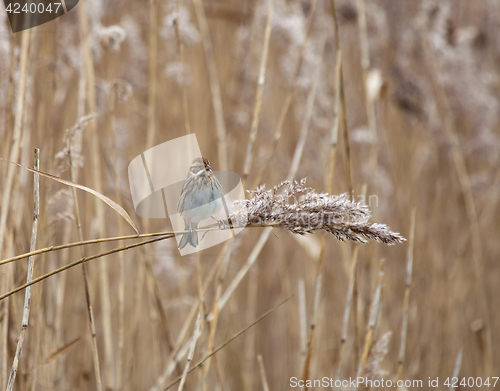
[0, 0, 499, 390]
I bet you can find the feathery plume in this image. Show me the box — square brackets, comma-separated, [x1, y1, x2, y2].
[226, 179, 406, 245]
[54, 114, 97, 174]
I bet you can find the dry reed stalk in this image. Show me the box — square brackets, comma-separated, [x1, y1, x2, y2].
[212, 355, 225, 391]
[216, 228, 270, 313]
[325, 41, 342, 195]
[152, 4, 194, 368]
[0, 201, 25, 388]
[397, 207, 416, 384]
[6, 149, 39, 391]
[355, 0, 378, 187]
[18, 130, 36, 391]
[77, 52, 87, 119]
[0, 226, 228, 267]
[193, 0, 228, 170]
[66, 130, 103, 391]
[355, 258, 385, 390]
[210, 333, 226, 389]
[0, 234, 174, 303]
[192, 253, 210, 391]
[328, 0, 355, 201]
[0, 28, 30, 390]
[448, 349, 463, 391]
[338, 55, 353, 201]
[242, 0, 274, 186]
[78, 0, 115, 386]
[147, 0, 159, 148]
[201, 241, 233, 388]
[177, 310, 202, 391]
[0, 232, 177, 267]
[174, 0, 191, 136]
[172, 12, 199, 380]
[1, 34, 15, 175]
[19, 58, 42, 385]
[1, 265, 11, 389]
[53, 239, 70, 383]
[372, 273, 384, 344]
[301, 46, 342, 387]
[110, 83, 127, 391]
[54, 216, 74, 383]
[0, 155, 137, 232]
[336, 46, 358, 378]
[298, 10, 340, 384]
[420, 27, 492, 370]
[370, 211, 384, 348]
[130, 2, 160, 381]
[145, 266, 163, 375]
[197, 323, 206, 390]
[257, 354, 270, 391]
[165, 296, 292, 391]
[5, 148, 24, 387]
[300, 270, 323, 390]
[288, 35, 326, 181]
[354, 184, 368, 367]
[150, 254, 222, 391]
[240, 2, 273, 385]
[133, 3, 166, 379]
[150, 341, 190, 391]
[251, 0, 318, 189]
[1, 248, 15, 389]
[354, 2, 381, 302]
[335, 244, 360, 388]
[127, 251, 145, 385]
[298, 279, 307, 358]
[479, 170, 500, 229]
[72, 91, 86, 384]
[329, 0, 340, 51]
[186, 226, 287, 381]
[195, 254, 207, 315]
[0, 29, 30, 260]
[144, 261, 175, 350]
[242, 262, 259, 390]
[29, 278, 44, 391]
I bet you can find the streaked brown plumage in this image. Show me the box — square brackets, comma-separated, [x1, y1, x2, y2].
[177, 157, 223, 249]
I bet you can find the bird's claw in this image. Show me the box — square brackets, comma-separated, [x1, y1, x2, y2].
[211, 215, 225, 230]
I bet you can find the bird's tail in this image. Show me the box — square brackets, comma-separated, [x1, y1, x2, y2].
[178, 222, 199, 250]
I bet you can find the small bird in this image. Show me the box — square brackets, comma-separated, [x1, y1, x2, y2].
[177, 157, 224, 249]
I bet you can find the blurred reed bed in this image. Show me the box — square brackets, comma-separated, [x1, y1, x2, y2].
[0, 0, 499, 389]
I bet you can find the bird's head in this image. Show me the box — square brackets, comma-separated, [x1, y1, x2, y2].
[189, 156, 212, 177]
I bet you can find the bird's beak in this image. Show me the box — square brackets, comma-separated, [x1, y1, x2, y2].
[206, 164, 211, 171]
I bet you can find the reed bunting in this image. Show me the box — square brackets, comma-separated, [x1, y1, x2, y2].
[177, 157, 224, 249]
